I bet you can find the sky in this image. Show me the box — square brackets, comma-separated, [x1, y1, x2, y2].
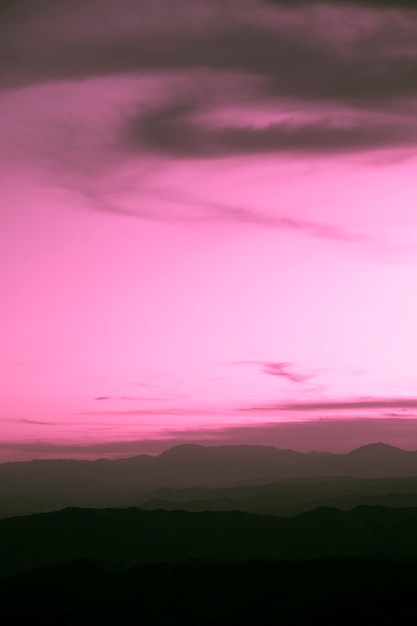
[1, 0, 417, 460]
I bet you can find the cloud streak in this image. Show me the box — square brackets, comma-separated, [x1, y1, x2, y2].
[233, 360, 315, 384]
[241, 397, 417, 411]
[94, 396, 173, 402]
[3, 418, 55, 425]
[98, 185, 368, 240]
[266, 0, 417, 8]
[2, 417, 417, 459]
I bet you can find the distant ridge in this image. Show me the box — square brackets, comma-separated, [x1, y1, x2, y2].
[1, 441, 411, 467]
[116, 441, 413, 464]
[2, 442, 417, 518]
[347, 442, 409, 456]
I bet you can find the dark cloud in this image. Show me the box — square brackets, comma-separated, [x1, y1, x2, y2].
[2, 0, 417, 228]
[0, 0, 416, 206]
[2, 0, 417, 108]
[128, 96, 416, 157]
[265, 0, 417, 8]
[242, 397, 417, 411]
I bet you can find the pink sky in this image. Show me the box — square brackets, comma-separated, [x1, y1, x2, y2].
[1, 0, 417, 460]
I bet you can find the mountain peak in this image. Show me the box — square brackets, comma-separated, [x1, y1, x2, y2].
[348, 442, 406, 457]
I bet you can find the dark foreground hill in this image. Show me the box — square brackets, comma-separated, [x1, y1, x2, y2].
[3, 442, 417, 518]
[3, 505, 417, 577]
[2, 557, 417, 625]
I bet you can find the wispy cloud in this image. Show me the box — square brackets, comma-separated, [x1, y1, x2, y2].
[3, 418, 55, 425]
[79, 407, 227, 417]
[233, 360, 315, 384]
[123, 187, 369, 240]
[94, 396, 172, 402]
[95, 182, 373, 238]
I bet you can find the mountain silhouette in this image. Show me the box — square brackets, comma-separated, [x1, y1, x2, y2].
[2, 505, 417, 577]
[2, 442, 417, 518]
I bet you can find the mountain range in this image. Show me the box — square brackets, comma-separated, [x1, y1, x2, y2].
[2, 442, 417, 518]
[2, 504, 417, 578]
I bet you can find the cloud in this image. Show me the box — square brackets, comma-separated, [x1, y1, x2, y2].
[266, 0, 417, 8]
[0, 438, 168, 458]
[128, 95, 417, 158]
[2, 0, 417, 167]
[2, 0, 417, 233]
[233, 360, 315, 384]
[94, 396, 169, 401]
[268, 217, 367, 242]
[79, 406, 225, 417]
[2, 0, 417, 108]
[110, 186, 367, 240]
[262, 362, 313, 383]
[2, 416, 417, 459]
[3, 418, 54, 425]
[241, 397, 417, 411]
[160, 417, 417, 452]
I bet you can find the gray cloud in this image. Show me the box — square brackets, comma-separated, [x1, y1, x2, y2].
[2, 0, 417, 193]
[2, 0, 417, 232]
[128, 96, 417, 158]
[1, 0, 417, 107]
[266, 0, 417, 8]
